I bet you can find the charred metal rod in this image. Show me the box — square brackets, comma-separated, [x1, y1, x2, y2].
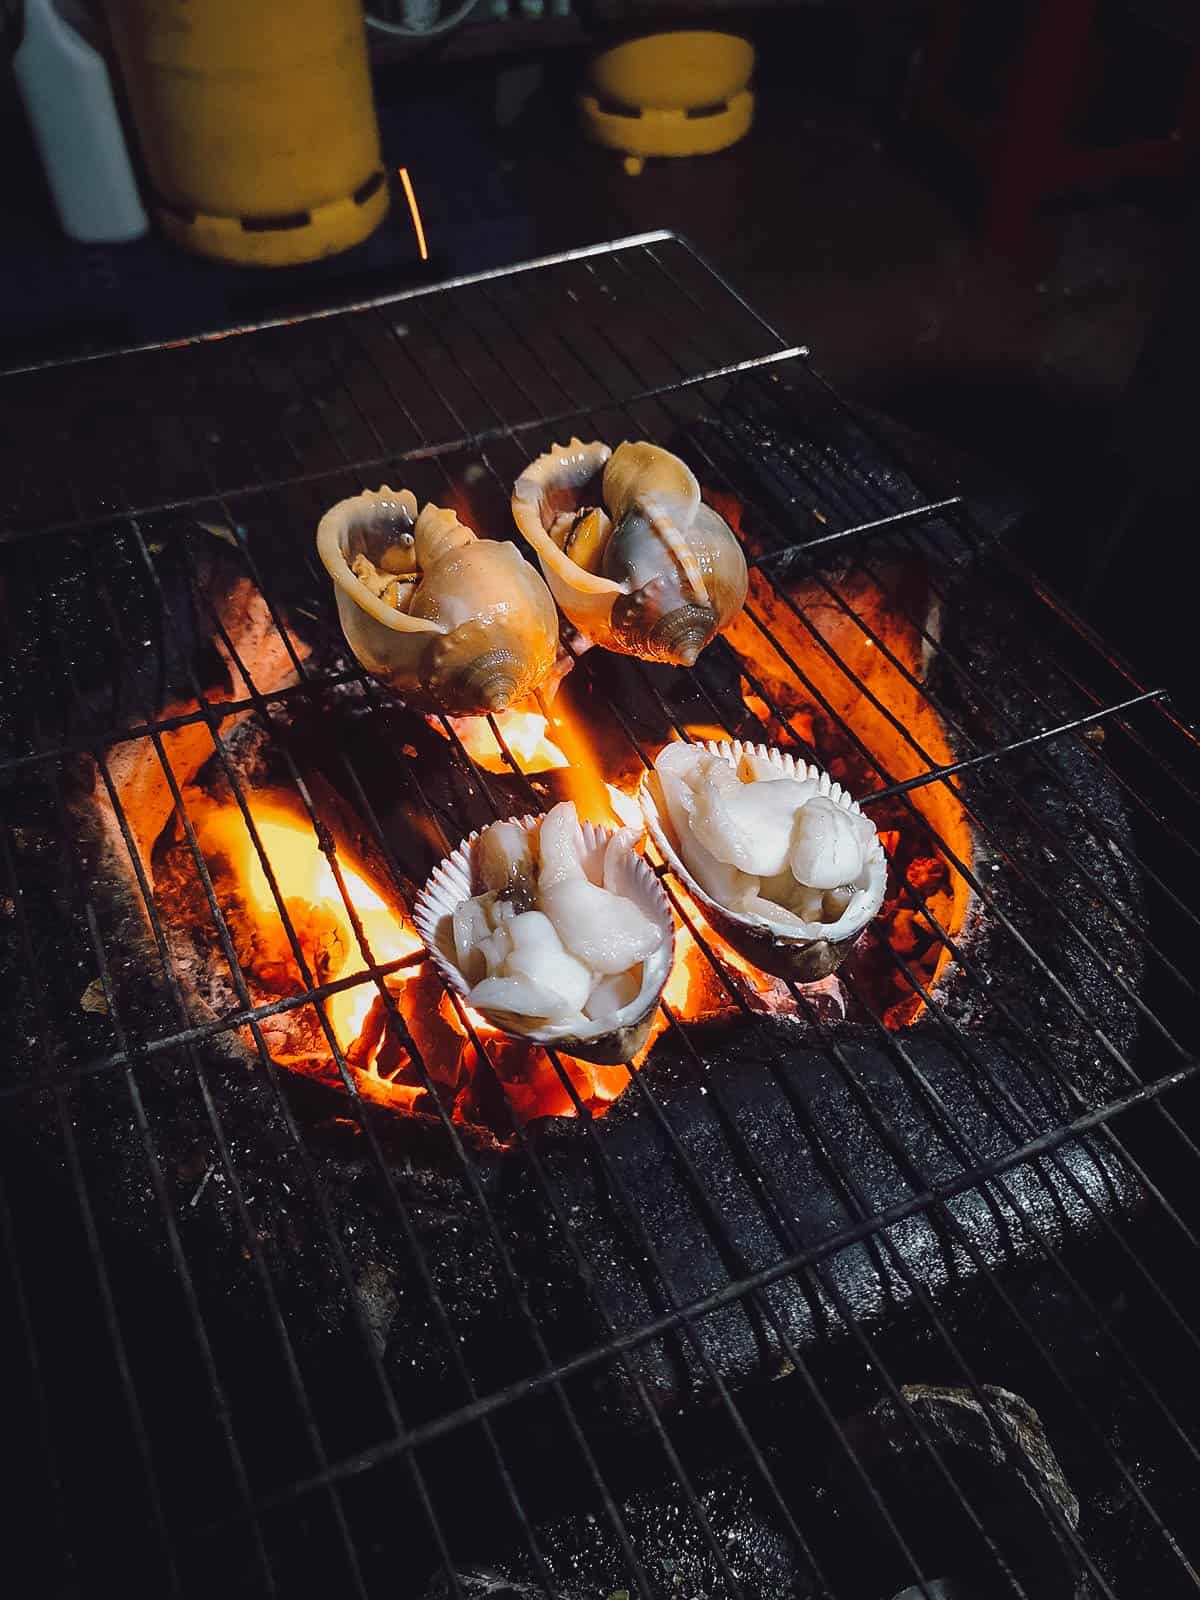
[0, 948, 432, 1104]
[217, 1044, 1200, 1533]
[750, 496, 963, 562]
[6, 346, 807, 545]
[858, 688, 1166, 806]
[0, 669, 365, 778]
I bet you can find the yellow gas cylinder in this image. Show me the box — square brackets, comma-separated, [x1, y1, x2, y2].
[580, 32, 754, 168]
[104, 0, 389, 266]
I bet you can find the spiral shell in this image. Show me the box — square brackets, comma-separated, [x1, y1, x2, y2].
[413, 815, 675, 1065]
[317, 487, 562, 715]
[638, 740, 887, 982]
[512, 439, 748, 666]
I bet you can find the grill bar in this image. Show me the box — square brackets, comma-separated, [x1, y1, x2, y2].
[751, 496, 966, 561]
[858, 690, 1165, 803]
[121, 481, 653, 1594]
[33, 600, 379, 1590]
[191, 325, 845, 1592]
[220, 327, 1012, 1591]
[392, 296, 1192, 1586]
[605, 546, 1200, 1449]
[0, 814, 186, 1596]
[436, 262, 1200, 1584]
[248, 351, 824, 1594]
[3, 233, 1199, 1597]
[486, 268, 1150, 1081]
[0, 355, 806, 547]
[43, 430, 493, 1592]
[208, 1039, 1200, 1501]
[516, 550, 1179, 1585]
[0, 1155, 69, 1577]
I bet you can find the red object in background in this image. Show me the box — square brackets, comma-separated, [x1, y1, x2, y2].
[913, 0, 1200, 253]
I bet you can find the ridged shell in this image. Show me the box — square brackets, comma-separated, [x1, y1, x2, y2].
[317, 487, 562, 715]
[638, 740, 888, 983]
[511, 438, 748, 666]
[412, 814, 676, 1065]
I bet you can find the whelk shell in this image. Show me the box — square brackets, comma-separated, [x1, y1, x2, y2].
[413, 814, 675, 1066]
[638, 739, 888, 982]
[511, 438, 748, 666]
[317, 487, 562, 715]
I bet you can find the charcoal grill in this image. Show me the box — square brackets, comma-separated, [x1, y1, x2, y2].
[2, 232, 1199, 1600]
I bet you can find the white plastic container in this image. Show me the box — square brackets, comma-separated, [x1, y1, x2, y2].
[14, 0, 148, 243]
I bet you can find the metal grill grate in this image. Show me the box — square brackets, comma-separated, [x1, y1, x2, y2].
[2, 232, 1199, 1599]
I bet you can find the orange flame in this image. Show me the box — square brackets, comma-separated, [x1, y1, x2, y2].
[445, 709, 570, 774]
[723, 567, 972, 995]
[139, 488, 976, 1136]
[604, 782, 644, 832]
[194, 803, 421, 1056]
[538, 694, 623, 825]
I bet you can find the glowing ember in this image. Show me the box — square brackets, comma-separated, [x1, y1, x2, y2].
[135, 488, 974, 1138]
[194, 804, 422, 1051]
[443, 709, 569, 774]
[537, 694, 621, 825]
[722, 563, 973, 1001]
[677, 723, 734, 746]
[396, 165, 429, 262]
[604, 783, 644, 832]
[740, 679, 815, 749]
[176, 798, 657, 1130]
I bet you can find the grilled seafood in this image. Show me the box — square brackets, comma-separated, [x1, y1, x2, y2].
[639, 740, 887, 982]
[413, 802, 675, 1064]
[511, 438, 748, 666]
[317, 487, 561, 715]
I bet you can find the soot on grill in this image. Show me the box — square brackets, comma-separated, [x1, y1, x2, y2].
[12, 433, 1140, 1437]
[106, 511, 974, 1144]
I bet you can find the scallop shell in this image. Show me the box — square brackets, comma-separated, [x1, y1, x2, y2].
[412, 815, 676, 1065]
[511, 438, 748, 666]
[317, 486, 562, 715]
[638, 740, 887, 983]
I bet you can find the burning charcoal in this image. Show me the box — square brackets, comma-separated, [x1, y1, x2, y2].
[888, 908, 928, 957]
[906, 856, 949, 894]
[369, 1014, 412, 1083]
[836, 1384, 1082, 1598]
[229, 891, 352, 994]
[345, 992, 389, 1071]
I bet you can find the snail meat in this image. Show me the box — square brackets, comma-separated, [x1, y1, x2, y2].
[413, 802, 675, 1065]
[640, 740, 887, 983]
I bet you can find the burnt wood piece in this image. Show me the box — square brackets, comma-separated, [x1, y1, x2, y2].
[836, 1383, 1083, 1599]
[508, 1024, 1136, 1420]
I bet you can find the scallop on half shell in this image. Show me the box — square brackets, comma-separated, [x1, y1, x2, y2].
[317, 486, 562, 715]
[511, 438, 748, 666]
[413, 812, 675, 1065]
[638, 740, 888, 982]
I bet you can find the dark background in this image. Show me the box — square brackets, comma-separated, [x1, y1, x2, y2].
[2, 1, 1197, 699]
